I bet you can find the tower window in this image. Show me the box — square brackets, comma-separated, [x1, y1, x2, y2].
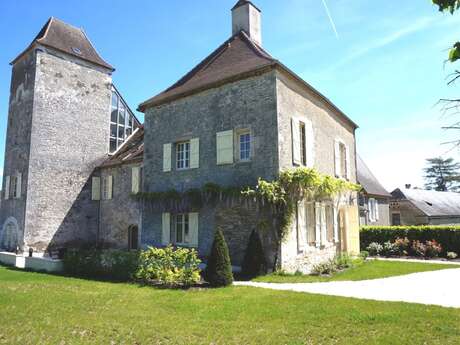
[109, 88, 139, 153]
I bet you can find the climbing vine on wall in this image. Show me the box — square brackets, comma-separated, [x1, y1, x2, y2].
[133, 167, 360, 241]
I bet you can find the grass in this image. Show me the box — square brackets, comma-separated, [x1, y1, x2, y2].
[252, 259, 460, 283]
[1, 265, 460, 344]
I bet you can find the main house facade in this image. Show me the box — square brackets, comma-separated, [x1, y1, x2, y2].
[0, 1, 360, 273]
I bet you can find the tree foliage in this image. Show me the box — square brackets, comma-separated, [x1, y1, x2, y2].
[241, 230, 267, 279]
[205, 229, 233, 287]
[423, 157, 460, 191]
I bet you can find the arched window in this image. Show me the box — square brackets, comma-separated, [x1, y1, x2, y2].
[128, 225, 139, 250]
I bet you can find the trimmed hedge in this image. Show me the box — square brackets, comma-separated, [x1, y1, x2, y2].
[63, 249, 140, 281]
[360, 226, 460, 257]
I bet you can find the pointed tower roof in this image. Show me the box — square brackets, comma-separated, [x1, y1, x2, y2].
[11, 17, 114, 71]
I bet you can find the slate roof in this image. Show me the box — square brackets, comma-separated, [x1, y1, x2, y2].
[392, 188, 460, 217]
[357, 155, 391, 198]
[99, 126, 144, 168]
[11, 17, 114, 71]
[138, 31, 358, 129]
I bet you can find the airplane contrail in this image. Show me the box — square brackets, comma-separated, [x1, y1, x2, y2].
[321, 0, 339, 39]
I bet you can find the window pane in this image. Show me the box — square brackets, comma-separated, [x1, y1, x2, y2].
[128, 115, 133, 128]
[110, 124, 117, 138]
[111, 108, 118, 123]
[184, 214, 189, 243]
[239, 133, 251, 160]
[126, 127, 132, 137]
[176, 215, 183, 243]
[118, 126, 125, 140]
[111, 91, 118, 108]
[119, 103, 126, 125]
[110, 139, 117, 152]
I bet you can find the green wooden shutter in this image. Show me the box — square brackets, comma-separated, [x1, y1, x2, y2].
[190, 138, 200, 169]
[92, 177, 101, 201]
[131, 167, 140, 194]
[189, 212, 199, 247]
[4, 176, 10, 200]
[216, 130, 234, 165]
[162, 213, 171, 245]
[163, 143, 172, 172]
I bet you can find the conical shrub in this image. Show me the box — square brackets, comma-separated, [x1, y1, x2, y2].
[205, 229, 233, 287]
[241, 229, 267, 279]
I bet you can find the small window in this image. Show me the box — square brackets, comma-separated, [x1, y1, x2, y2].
[176, 142, 190, 170]
[239, 132, 251, 161]
[128, 226, 139, 250]
[71, 47, 82, 55]
[10, 176, 18, 199]
[339, 142, 347, 178]
[173, 214, 190, 245]
[392, 213, 401, 226]
[299, 122, 307, 166]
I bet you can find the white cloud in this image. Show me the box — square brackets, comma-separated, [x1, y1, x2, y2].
[328, 17, 436, 72]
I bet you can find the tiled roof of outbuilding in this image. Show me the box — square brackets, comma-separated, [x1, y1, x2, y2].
[99, 126, 144, 168]
[11, 17, 114, 71]
[392, 188, 460, 217]
[357, 155, 391, 198]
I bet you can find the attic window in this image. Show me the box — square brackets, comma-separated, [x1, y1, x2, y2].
[72, 47, 82, 55]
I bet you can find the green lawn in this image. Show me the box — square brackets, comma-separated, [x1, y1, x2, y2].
[253, 260, 459, 283]
[1, 265, 460, 344]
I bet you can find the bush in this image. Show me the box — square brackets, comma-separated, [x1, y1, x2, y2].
[411, 240, 427, 257]
[394, 237, 410, 256]
[425, 240, 442, 258]
[360, 251, 369, 259]
[380, 241, 399, 257]
[335, 253, 354, 270]
[447, 252, 458, 259]
[205, 229, 233, 287]
[63, 250, 139, 281]
[361, 226, 460, 257]
[367, 242, 383, 256]
[135, 245, 201, 288]
[241, 230, 267, 279]
[311, 259, 337, 276]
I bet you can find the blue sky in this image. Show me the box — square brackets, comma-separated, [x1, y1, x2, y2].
[0, 0, 459, 191]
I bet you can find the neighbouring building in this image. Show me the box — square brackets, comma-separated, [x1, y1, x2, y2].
[390, 187, 460, 226]
[357, 155, 391, 226]
[0, 1, 361, 273]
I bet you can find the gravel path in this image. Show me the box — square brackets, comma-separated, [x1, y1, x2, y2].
[235, 268, 460, 308]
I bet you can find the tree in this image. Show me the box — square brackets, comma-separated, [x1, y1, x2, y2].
[205, 229, 233, 287]
[432, 0, 460, 135]
[241, 230, 267, 280]
[423, 157, 460, 191]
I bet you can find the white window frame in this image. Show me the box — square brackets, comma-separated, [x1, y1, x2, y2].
[368, 198, 379, 222]
[173, 213, 190, 246]
[176, 141, 191, 170]
[238, 130, 251, 161]
[109, 87, 138, 154]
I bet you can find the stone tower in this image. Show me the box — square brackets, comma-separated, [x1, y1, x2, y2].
[0, 18, 114, 253]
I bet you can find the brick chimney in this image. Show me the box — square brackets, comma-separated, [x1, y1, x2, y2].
[232, 0, 262, 46]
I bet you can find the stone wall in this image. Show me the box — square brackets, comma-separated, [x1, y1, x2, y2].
[390, 200, 428, 226]
[0, 50, 37, 251]
[275, 70, 357, 180]
[142, 72, 279, 253]
[23, 47, 112, 251]
[98, 163, 142, 249]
